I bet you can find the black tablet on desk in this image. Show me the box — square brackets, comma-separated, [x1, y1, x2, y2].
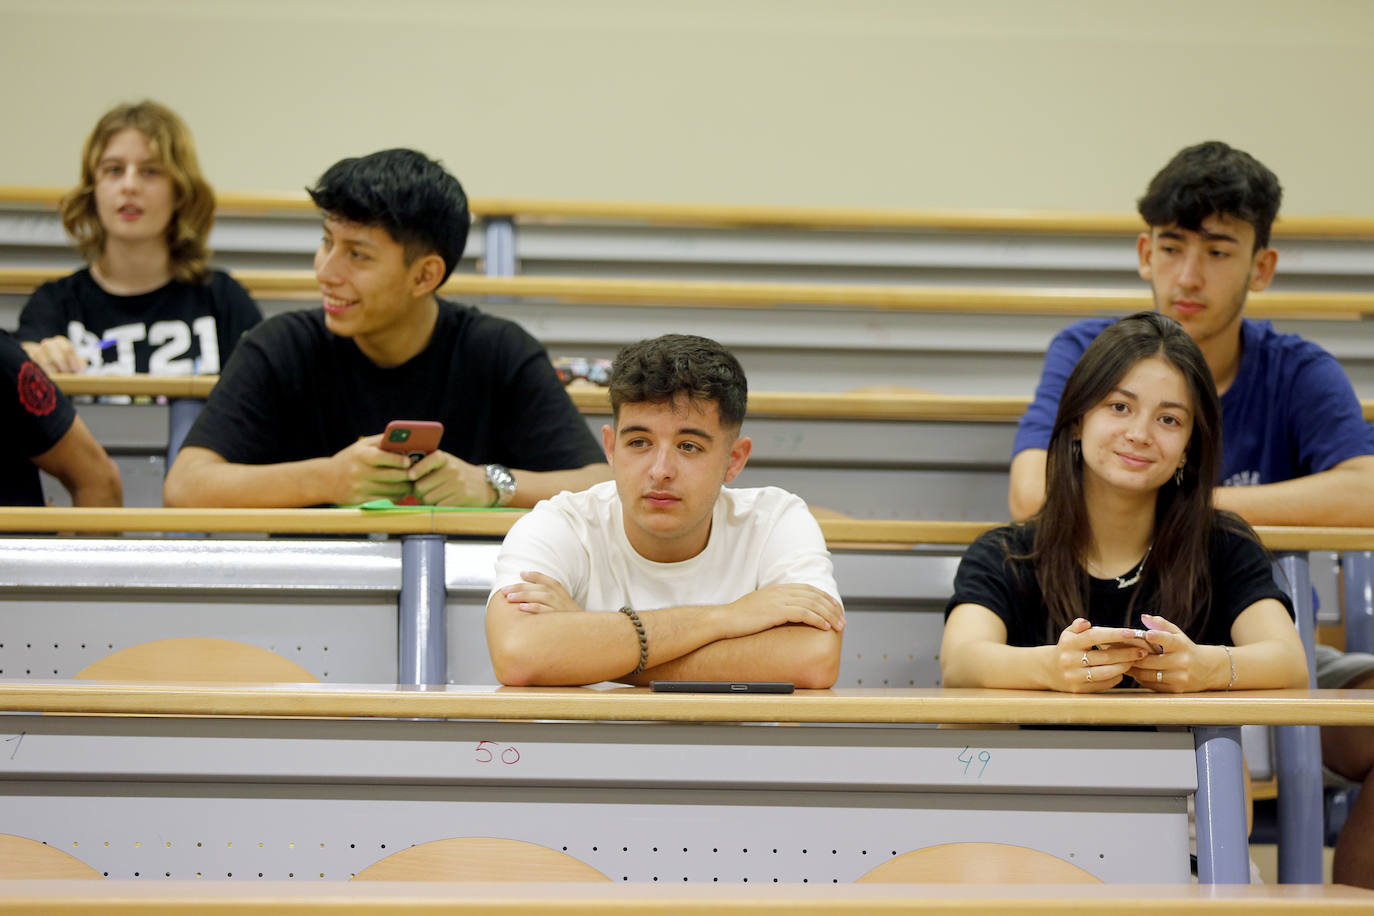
[650, 681, 795, 694]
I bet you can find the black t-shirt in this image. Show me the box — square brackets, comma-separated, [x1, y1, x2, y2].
[946, 519, 1294, 648]
[181, 299, 604, 473]
[18, 268, 261, 374]
[0, 331, 77, 506]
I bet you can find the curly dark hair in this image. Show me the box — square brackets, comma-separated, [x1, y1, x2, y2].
[609, 334, 748, 431]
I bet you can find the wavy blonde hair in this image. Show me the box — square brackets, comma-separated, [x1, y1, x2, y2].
[59, 100, 215, 284]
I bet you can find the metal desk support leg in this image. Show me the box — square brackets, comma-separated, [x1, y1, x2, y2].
[1194, 725, 1251, 883]
[484, 218, 516, 277]
[1274, 552, 1324, 884]
[1343, 551, 1374, 654]
[399, 534, 447, 686]
[166, 398, 204, 467]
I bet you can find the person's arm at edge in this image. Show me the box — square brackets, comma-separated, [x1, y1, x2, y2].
[940, 603, 1055, 688]
[1008, 449, 1047, 521]
[1213, 455, 1374, 527]
[1008, 328, 1091, 520]
[508, 463, 611, 507]
[618, 623, 842, 689]
[31, 414, 122, 507]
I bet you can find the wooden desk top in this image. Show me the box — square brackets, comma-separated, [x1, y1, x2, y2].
[0, 880, 1369, 913]
[0, 508, 1370, 553]
[2, 682, 1371, 727]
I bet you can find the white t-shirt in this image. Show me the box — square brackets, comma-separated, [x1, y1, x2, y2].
[490, 481, 841, 612]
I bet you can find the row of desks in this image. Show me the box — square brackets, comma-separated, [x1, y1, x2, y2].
[3, 682, 1373, 889]
[0, 513, 1371, 886]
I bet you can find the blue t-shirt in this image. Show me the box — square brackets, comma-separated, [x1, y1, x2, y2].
[1012, 317, 1374, 485]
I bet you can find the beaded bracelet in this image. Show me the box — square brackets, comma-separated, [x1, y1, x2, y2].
[619, 606, 648, 674]
[1222, 645, 1236, 691]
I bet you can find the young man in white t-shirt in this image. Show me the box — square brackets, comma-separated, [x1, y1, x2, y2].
[485, 334, 844, 687]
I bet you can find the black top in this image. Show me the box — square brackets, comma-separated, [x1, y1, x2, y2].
[0, 331, 77, 506]
[181, 299, 604, 473]
[18, 268, 261, 374]
[946, 519, 1294, 648]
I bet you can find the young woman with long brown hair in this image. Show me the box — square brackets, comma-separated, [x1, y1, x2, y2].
[941, 312, 1306, 692]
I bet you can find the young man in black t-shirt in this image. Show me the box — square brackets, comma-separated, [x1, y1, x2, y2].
[0, 331, 122, 507]
[163, 149, 608, 508]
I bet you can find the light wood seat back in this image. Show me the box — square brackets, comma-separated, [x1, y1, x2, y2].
[857, 842, 1102, 884]
[351, 837, 611, 882]
[74, 638, 318, 683]
[0, 834, 103, 879]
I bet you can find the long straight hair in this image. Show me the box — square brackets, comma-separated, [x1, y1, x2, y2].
[59, 100, 215, 284]
[1034, 312, 1223, 634]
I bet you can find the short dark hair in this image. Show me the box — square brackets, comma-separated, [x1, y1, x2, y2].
[609, 334, 748, 431]
[307, 149, 470, 284]
[1137, 141, 1282, 251]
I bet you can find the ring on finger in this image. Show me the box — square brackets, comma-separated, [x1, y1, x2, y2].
[1080, 653, 1090, 667]
[1156, 670, 1163, 683]
[1086, 669, 1093, 682]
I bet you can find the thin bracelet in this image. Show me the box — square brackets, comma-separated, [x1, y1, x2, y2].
[1222, 645, 1236, 691]
[619, 606, 648, 675]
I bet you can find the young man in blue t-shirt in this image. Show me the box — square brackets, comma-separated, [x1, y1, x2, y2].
[1008, 141, 1374, 887]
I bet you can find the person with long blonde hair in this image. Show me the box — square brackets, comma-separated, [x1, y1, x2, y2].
[18, 100, 259, 376]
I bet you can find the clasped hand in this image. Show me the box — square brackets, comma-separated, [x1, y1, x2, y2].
[503, 571, 583, 614]
[724, 584, 845, 637]
[329, 434, 494, 506]
[1053, 615, 1224, 693]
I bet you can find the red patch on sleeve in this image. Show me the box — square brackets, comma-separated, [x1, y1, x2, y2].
[18, 361, 58, 417]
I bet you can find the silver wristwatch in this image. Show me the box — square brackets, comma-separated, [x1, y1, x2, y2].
[484, 463, 517, 507]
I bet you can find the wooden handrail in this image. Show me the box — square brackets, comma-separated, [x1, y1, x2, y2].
[4, 268, 1373, 320]
[47, 374, 1031, 421]
[0, 507, 1369, 551]
[42, 375, 1374, 423]
[5, 185, 1373, 238]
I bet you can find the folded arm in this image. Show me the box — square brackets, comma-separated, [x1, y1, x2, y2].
[621, 623, 842, 688]
[486, 576, 844, 687]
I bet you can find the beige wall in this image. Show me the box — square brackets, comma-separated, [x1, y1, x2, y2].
[2, 0, 1371, 214]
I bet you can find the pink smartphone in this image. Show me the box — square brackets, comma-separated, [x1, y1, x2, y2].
[380, 420, 443, 467]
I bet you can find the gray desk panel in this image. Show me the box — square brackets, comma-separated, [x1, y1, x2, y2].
[0, 717, 1193, 883]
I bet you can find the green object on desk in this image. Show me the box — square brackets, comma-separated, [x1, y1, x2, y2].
[352, 498, 523, 512]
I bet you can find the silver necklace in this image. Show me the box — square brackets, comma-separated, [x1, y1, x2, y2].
[1085, 545, 1152, 590]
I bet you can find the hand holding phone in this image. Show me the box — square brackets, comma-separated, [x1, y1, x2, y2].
[379, 421, 444, 506]
[380, 420, 444, 467]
